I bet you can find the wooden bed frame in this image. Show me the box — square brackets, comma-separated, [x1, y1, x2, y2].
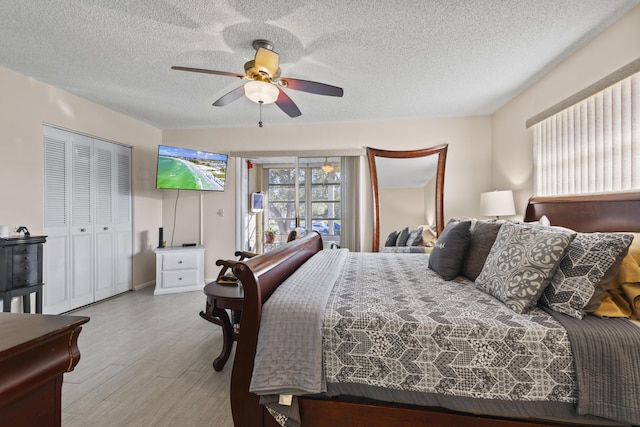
[231, 191, 640, 427]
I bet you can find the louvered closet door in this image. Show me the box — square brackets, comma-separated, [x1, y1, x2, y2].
[70, 133, 95, 308]
[43, 126, 71, 314]
[114, 145, 132, 294]
[94, 140, 116, 300]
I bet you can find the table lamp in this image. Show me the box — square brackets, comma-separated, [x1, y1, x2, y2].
[480, 190, 515, 219]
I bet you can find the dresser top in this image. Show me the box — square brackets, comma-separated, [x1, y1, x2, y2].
[154, 245, 204, 253]
[0, 313, 89, 354]
[0, 235, 47, 246]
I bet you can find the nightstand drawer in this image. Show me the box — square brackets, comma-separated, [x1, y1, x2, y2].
[162, 252, 198, 270]
[161, 269, 198, 288]
[12, 246, 39, 287]
[12, 263, 39, 288]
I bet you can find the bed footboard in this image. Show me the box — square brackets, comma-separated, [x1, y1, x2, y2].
[231, 232, 323, 427]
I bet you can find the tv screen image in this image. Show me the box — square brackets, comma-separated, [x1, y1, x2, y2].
[156, 145, 228, 191]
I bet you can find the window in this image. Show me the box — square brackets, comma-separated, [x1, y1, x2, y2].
[264, 158, 341, 250]
[529, 60, 640, 196]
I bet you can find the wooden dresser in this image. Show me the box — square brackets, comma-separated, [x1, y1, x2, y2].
[0, 313, 89, 426]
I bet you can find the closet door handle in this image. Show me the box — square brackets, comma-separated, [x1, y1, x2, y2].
[80, 228, 86, 232]
[103, 227, 109, 230]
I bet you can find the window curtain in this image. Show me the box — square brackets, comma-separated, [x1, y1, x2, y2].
[340, 156, 361, 251]
[532, 72, 640, 196]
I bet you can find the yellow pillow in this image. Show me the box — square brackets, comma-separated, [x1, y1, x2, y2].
[419, 225, 437, 247]
[594, 233, 640, 319]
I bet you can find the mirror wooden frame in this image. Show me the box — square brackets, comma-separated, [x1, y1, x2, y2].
[367, 144, 448, 252]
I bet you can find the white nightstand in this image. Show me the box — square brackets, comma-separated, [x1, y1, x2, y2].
[154, 246, 205, 295]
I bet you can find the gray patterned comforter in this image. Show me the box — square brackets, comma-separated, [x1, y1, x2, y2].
[323, 252, 576, 404]
[251, 251, 638, 426]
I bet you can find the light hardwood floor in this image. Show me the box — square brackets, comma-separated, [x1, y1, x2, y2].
[62, 286, 234, 427]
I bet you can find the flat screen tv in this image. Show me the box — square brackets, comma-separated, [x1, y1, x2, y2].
[156, 145, 228, 191]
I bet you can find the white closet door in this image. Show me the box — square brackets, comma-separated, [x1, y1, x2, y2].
[94, 140, 115, 300]
[43, 126, 133, 313]
[70, 133, 95, 308]
[43, 126, 71, 314]
[114, 145, 133, 294]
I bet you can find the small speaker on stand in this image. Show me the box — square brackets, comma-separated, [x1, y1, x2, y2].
[158, 227, 164, 248]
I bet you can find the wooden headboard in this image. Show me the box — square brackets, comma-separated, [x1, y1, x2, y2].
[524, 191, 640, 232]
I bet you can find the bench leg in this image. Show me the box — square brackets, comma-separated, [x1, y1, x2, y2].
[199, 304, 235, 371]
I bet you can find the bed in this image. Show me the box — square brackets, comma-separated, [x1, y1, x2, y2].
[230, 191, 640, 427]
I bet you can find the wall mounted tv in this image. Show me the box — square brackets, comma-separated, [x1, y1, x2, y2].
[156, 145, 228, 191]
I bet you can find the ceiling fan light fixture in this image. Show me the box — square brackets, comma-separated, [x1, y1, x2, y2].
[244, 81, 278, 105]
[321, 158, 334, 173]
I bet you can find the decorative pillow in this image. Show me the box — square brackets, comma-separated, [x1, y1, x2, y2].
[395, 227, 410, 246]
[525, 215, 551, 227]
[419, 225, 438, 247]
[594, 233, 640, 319]
[540, 232, 634, 319]
[460, 221, 503, 281]
[384, 230, 399, 247]
[428, 220, 472, 280]
[475, 222, 575, 314]
[407, 227, 424, 246]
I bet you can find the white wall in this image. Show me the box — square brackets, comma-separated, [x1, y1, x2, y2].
[492, 4, 640, 214]
[0, 66, 163, 288]
[379, 187, 425, 240]
[163, 116, 492, 271]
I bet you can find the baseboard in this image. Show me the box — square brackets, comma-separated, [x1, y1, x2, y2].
[133, 280, 155, 291]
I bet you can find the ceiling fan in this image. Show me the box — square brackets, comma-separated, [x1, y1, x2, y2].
[171, 39, 344, 119]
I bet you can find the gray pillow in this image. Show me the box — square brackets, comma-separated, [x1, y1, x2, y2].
[461, 221, 503, 281]
[396, 227, 410, 246]
[475, 222, 575, 314]
[384, 230, 399, 247]
[407, 227, 424, 246]
[428, 220, 472, 280]
[539, 232, 634, 319]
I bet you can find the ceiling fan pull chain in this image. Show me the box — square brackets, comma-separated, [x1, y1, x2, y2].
[258, 100, 264, 127]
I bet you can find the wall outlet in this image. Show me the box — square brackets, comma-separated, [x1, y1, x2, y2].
[217, 208, 224, 217]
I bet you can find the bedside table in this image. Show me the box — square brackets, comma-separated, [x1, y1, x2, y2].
[199, 281, 244, 371]
[154, 246, 205, 295]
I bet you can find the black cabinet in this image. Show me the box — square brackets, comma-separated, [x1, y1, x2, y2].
[0, 236, 46, 313]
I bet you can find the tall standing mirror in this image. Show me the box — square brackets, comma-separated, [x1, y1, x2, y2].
[367, 144, 448, 252]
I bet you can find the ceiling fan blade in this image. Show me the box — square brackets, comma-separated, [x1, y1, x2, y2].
[212, 86, 245, 107]
[281, 78, 343, 97]
[275, 88, 302, 118]
[254, 48, 280, 77]
[171, 66, 244, 78]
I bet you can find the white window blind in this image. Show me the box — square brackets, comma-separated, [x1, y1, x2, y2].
[533, 72, 640, 196]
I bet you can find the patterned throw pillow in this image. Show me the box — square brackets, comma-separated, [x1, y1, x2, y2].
[428, 220, 472, 280]
[539, 232, 634, 319]
[395, 227, 410, 246]
[407, 227, 424, 246]
[461, 220, 503, 281]
[476, 222, 575, 314]
[384, 230, 399, 247]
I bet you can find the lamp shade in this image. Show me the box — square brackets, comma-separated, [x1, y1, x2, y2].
[244, 81, 279, 104]
[480, 190, 515, 218]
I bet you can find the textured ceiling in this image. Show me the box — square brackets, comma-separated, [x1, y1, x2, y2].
[1, 0, 638, 129]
